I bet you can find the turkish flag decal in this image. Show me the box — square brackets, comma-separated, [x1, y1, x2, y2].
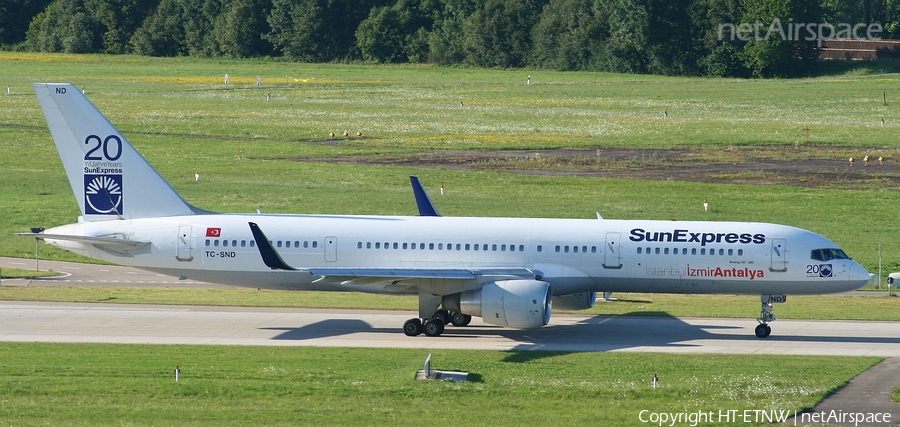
[206, 227, 221, 237]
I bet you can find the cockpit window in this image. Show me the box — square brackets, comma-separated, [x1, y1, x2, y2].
[810, 248, 850, 261]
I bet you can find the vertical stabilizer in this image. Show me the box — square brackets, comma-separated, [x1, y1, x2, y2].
[34, 83, 197, 221]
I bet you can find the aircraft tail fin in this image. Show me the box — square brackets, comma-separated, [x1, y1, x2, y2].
[34, 83, 199, 221]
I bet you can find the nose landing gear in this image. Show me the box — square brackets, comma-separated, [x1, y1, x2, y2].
[755, 294, 786, 338]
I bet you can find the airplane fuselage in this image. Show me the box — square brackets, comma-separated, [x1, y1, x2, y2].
[30, 82, 872, 338]
[45, 215, 869, 297]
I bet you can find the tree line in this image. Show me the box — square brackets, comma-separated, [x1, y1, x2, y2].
[4, 0, 899, 77]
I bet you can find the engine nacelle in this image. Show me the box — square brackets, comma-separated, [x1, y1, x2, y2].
[443, 280, 551, 329]
[552, 292, 597, 310]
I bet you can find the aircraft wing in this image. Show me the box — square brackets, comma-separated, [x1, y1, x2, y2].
[16, 232, 150, 250]
[410, 176, 440, 216]
[248, 222, 537, 282]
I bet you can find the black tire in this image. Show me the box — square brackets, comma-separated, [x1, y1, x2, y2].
[754, 323, 771, 338]
[431, 310, 451, 325]
[403, 318, 422, 336]
[450, 312, 472, 327]
[423, 319, 445, 337]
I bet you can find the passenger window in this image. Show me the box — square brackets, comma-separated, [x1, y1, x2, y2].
[537, 245, 542, 252]
[637, 247, 643, 254]
[492, 244, 498, 251]
[393, 243, 398, 249]
[357, 242, 362, 249]
[429, 243, 435, 250]
[738, 249, 743, 256]
[520, 245, 525, 252]
[655, 247, 660, 254]
[564, 246, 569, 253]
[205, 239, 210, 246]
[573, 246, 578, 253]
[692, 248, 697, 255]
[728, 249, 733, 256]
[718, 249, 724, 255]
[403, 243, 408, 249]
[223, 240, 229, 247]
[591, 246, 597, 253]
[250, 241, 255, 247]
[241, 240, 246, 247]
[664, 248, 669, 255]
[214, 240, 219, 247]
[366, 242, 372, 249]
[312, 241, 318, 248]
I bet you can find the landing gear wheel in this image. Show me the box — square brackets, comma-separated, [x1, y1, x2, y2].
[431, 310, 451, 325]
[423, 319, 445, 337]
[755, 324, 771, 338]
[450, 312, 472, 327]
[403, 318, 423, 336]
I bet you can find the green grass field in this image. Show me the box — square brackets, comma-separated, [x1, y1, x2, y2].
[3, 52, 900, 273]
[0, 343, 881, 427]
[2, 53, 900, 425]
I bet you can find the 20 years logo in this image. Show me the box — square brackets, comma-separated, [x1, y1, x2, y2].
[83, 135, 124, 215]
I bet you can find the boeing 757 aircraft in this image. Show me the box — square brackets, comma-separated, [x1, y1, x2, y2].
[23, 83, 872, 338]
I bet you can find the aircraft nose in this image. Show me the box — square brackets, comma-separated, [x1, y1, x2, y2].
[848, 262, 873, 287]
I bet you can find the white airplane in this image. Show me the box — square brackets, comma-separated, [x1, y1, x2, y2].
[23, 83, 872, 339]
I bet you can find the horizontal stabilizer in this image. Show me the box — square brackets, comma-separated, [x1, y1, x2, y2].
[17, 232, 150, 249]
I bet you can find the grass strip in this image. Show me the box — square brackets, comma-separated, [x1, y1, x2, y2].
[0, 343, 880, 427]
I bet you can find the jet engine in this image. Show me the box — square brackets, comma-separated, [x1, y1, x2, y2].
[552, 292, 597, 310]
[442, 280, 551, 329]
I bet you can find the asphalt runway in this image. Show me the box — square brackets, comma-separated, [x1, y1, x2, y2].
[1, 301, 900, 356]
[2, 257, 899, 355]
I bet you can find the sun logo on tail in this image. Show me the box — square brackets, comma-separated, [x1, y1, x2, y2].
[84, 175, 123, 215]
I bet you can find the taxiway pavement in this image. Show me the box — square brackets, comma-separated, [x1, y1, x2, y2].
[2, 256, 899, 356]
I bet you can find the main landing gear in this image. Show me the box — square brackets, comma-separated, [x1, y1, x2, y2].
[403, 310, 473, 337]
[755, 294, 786, 338]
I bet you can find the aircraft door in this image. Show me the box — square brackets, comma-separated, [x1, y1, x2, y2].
[603, 232, 622, 269]
[325, 236, 337, 262]
[770, 238, 786, 272]
[176, 225, 193, 262]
